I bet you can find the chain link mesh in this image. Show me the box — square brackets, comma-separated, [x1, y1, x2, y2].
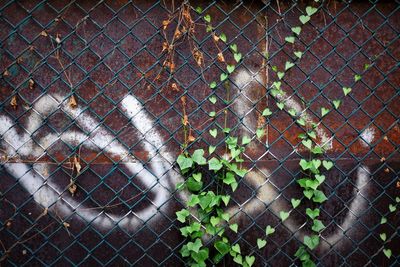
[0, 0, 399, 266]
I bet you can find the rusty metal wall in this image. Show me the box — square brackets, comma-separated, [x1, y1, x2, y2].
[0, 0, 399, 266]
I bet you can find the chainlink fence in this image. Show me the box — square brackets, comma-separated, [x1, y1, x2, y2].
[0, 0, 399, 266]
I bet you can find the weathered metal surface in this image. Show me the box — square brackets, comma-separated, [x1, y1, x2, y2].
[0, 0, 399, 266]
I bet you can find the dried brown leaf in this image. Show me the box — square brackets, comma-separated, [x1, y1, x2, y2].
[40, 30, 48, 37]
[10, 95, 17, 110]
[73, 155, 81, 175]
[217, 52, 225, 63]
[68, 179, 77, 196]
[28, 79, 35, 89]
[69, 95, 77, 108]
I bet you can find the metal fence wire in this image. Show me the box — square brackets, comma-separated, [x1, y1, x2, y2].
[0, 0, 399, 266]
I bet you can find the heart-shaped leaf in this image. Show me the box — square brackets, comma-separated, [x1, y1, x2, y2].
[220, 73, 228, 81]
[303, 189, 314, 199]
[227, 65, 235, 74]
[380, 233, 387, 241]
[204, 14, 211, 23]
[231, 243, 241, 254]
[299, 159, 311, 170]
[294, 51, 303, 58]
[306, 6, 318, 16]
[210, 216, 220, 226]
[315, 174, 325, 184]
[256, 128, 264, 139]
[312, 159, 322, 169]
[262, 108, 272, 116]
[233, 255, 243, 264]
[230, 43, 238, 52]
[285, 36, 295, 44]
[389, 204, 396, 212]
[245, 255, 255, 267]
[257, 238, 267, 249]
[288, 108, 297, 117]
[280, 211, 289, 222]
[354, 74, 361, 82]
[242, 136, 251, 145]
[322, 160, 333, 170]
[299, 15, 310, 24]
[230, 223, 238, 233]
[210, 81, 217, 89]
[209, 128, 218, 138]
[304, 235, 319, 250]
[234, 53, 242, 63]
[291, 198, 301, 208]
[321, 107, 329, 117]
[277, 72, 285, 79]
[219, 33, 227, 43]
[308, 131, 317, 139]
[302, 139, 312, 150]
[313, 190, 327, 203]
[306, 208, 320, 220]
[277, 102, 285, 110]
[380, 217, 387, 224]
[285, 61, 295, 70]
[209, 95, 217, 104]
[265, 225, 275, 235]
[343, 87, 352, 96]
[291, 26, 302, 35]
[208, 157, 222, 171]
[333, 99, 341, 109]
[383, 249, 392, 259]
[177, 155, 193, 170]
[312, 219, 325, 232]
[396, 197, 400, 203]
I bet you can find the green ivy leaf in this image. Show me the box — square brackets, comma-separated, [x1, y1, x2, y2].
[277, 102, 285, 110]
[233, 255, 243, 265]
[256, 128, 264, 139]
[187, 177, 203, 192]
[285, 61, 295, 70]
[230, 43, 238, 52]
[209, 145, 216, 154]
[214, 240, 230, 255]
[265, 225, 275, 235]
[311, 219, 325, 232]
[193, 173, 202, 182]
[354, 74, 362, 82]
[322, 160, 333, 170]
[343, 87, 352, 96]
[312, 159, 321, 169]
[302, 139, 312, 150]
[383, 249, 392, 259]
[176, 209, 190, 223]
[221, 195, 230, 206]
[315, 174, 325, 184]
[209, 95, 217, 104]
[396, 197, 400, 203]
[303, 189, 314, 199]
[299, 15, 310, 24]
[220, 73, 228, 81]
[291, 26, 302, 35]
[223, 172, 236, 185]
[333, 99, 341, 109]
[306, 208, 320, 220]
[177, 154, 193, 170]
[288, 108, 297, 117]
[209, 157, 223, 171]
[187, 195, 200, 207]
[209, 128, 218, 138]
[188, 238, 203, 253]
[306, 6, 318, 16]
[294, 51, 303, 58]
[277, 72, 285, 79]
[262, 108, 272, 116]
[380, 233, 387, 241]
[242, 136, 251, 145]
[192, 248, 209, 263]
[304, 235, 319, 250]
[195, 7, 203, 14]
[192, 149, 206, 165]
[291, 198, 301, 208]
[203, 14, 211, 23]
[297, 118, 306, 126]
[210, 216, 220, 227]
[321, 107, 329, 117]
[311, 146, 323, 154]
[380, 217, 387, 224]
[299, 159, 311, 170]
[285, 36, 295, 44]
[219, 33, 227, 43]
[307, 131, 317, 139]
[257, 238, 267, 249]
[227, 64, 235, 74]
[279, 211, 289, 221]
[245, 255, 255, 267]
[210, 81, 217, 89]
[199, 194, 212, 210]
[234, 53, 242, 63]
[230, 223, 238, 233]
[389, 204, 396, 212]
